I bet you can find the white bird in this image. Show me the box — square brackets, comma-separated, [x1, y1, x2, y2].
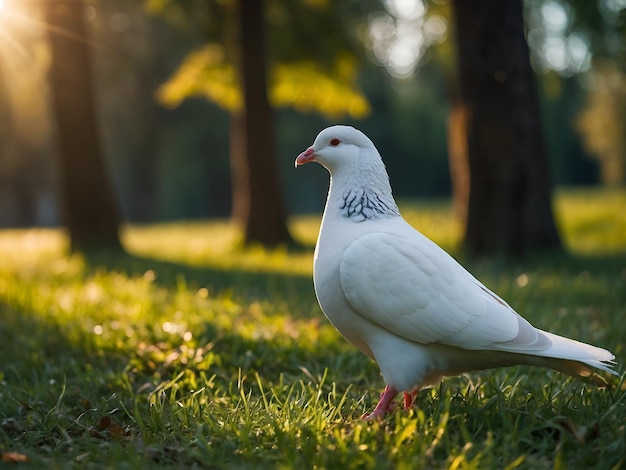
[295, 125, 617, 419]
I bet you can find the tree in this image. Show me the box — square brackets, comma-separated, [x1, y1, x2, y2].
[449, 0, 561, 256]
[44, 0, 121, 252]
[152, 0, 373, 245]
[0, 61, 26, 226]
[228, 0, 291, 245]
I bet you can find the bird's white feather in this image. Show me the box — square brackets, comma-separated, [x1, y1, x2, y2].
[341, 230, 525, 349]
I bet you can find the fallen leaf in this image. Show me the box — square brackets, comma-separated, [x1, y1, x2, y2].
[1, 451, 29, 463]
[94, 416, 126, 439]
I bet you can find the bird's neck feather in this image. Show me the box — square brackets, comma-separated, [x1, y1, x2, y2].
[326, 166, 400, 223]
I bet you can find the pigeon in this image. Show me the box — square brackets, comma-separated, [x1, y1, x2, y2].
[295, 125, 617, 419]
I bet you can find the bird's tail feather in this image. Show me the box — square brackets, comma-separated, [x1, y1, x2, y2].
[524, 330, 618, 387]
[530, 357, 615, 387]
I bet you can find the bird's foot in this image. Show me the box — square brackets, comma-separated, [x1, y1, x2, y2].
[361, 385, 398, 420]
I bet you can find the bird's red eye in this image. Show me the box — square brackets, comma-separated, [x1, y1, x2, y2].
[330, 138, 341, 146]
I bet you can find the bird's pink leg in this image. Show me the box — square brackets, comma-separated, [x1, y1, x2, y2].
[362, 385, 398, 420]
[403, 392, 413, 410]
[403, 389, 419, 410]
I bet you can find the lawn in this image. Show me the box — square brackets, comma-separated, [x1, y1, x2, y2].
[0, 188, 625, 469]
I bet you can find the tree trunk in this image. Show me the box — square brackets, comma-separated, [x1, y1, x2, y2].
[44, 0, 121, 252]
[230, 0, 292, 246]
[449, 0, 561, 256]
[0, 60, 22, 226]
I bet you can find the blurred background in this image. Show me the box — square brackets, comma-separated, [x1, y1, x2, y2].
[0, 0, 623, 244]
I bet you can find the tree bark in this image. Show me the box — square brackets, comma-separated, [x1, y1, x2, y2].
[44, 0, 121, 252]
[0, 60, 23, 226]
[231, 0, 292, 245]
[449, 0, 561, 256]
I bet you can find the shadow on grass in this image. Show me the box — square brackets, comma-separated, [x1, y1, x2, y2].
[75, 248, 382, 391]
[0, 246, 371, 431]
[459, 248, 626, 275]
[0, 241, 325, 393]
[83, 248, 317, 308]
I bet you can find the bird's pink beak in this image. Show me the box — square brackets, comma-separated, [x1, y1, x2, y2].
[295, 146, 316, 167]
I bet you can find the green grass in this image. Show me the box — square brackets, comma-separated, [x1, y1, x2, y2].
[0, 188, 625, 469]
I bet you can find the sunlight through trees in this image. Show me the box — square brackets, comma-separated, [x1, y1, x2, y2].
[0, 0, 623, 251]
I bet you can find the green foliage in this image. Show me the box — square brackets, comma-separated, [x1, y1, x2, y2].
[0, 189, 625, 468]
[158, 45, 370, 118]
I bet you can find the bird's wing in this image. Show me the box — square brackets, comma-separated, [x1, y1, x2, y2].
[340, 231, 551, 351]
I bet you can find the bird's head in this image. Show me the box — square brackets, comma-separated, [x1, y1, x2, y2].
[295, 125, 382, 175]
[295, 125, 399, 219]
